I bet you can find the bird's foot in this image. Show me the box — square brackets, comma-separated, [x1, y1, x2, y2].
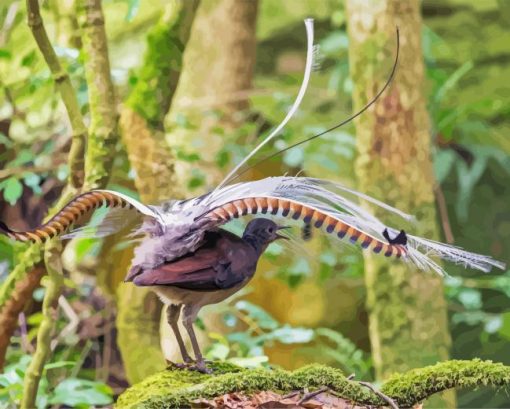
[166, 360, 195, 370]
[191, 361, 213, 374]
[166, 359, 212, 374]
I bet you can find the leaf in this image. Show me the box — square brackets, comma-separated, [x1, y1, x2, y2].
[48, 378, 113, 407]
[227, 355, 268, 368]
[21, 51, 37, 67]
[283, 146, 304, 167]
[268, 326, 314, 344]
[455, 156, 488, 221]
[0, 49, 11, 59]
[125, 0, 141, 22]
[206, 343, 230, 361]
[433, 149, 457, 183]
[44, 361, 75, 370]
[498, 312, 510, 340]
[433, 60, 474, 105]
[23, 172, 42, 195]
[457, 288, 482, 310]
[235, 300, 279, 330]
[10, 149, 34, 167]
[1, 178, 23, 205]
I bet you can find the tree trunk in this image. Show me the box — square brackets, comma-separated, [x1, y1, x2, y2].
[167, 0, 259, 189]
[346, 1, 453, 406]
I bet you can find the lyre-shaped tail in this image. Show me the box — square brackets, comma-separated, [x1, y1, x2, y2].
[0, 190, 154, 244]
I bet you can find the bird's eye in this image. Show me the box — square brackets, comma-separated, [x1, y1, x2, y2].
[268, 227, 274, 233]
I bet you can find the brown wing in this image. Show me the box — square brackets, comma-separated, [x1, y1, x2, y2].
[131, 230, 256, 291]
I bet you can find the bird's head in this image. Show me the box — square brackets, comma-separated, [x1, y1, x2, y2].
[242, 218, 289, 250]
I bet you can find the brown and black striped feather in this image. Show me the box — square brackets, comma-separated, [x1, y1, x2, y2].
[202, 196, 406, 259]
[0, 190, 134, 243]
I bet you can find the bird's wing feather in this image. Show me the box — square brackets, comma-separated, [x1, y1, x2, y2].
[131, 230, 250, 290]
[196, 176, 505, 275]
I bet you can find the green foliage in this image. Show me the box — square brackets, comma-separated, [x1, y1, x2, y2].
[204, 299, 315, 368]
[0, 354, 113, 408]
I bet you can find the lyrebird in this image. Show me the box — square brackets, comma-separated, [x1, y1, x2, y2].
[0, 20, 504, 372]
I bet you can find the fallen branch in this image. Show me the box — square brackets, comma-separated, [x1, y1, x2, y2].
[359, 381, 399, 409]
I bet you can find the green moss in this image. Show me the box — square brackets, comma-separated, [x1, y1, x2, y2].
[116, 359, 510, 409]
[126, 2, 197, 129]
[382, 359, 510, 407]
[116, 363, 378, 409]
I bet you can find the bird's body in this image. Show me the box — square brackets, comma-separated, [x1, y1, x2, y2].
[123, 219, 286, 372]
[128, 229, 260, 304]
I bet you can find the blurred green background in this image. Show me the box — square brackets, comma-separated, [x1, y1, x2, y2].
[0, 0, 508, 407]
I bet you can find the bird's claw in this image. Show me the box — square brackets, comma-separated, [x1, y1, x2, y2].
[166, 360, 212, 374]
[194, 362, 213, 374]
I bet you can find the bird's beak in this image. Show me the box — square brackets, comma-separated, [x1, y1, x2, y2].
[275, 225, 290, 240]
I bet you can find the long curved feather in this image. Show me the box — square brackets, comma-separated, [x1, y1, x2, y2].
[215, 18, 315, 191]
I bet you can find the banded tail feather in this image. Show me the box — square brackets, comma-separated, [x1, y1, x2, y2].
[200, 196, 407, 260]
[0, 190, 152, 244]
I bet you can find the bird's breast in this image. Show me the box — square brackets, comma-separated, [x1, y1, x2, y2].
[152, 282, 248, 308]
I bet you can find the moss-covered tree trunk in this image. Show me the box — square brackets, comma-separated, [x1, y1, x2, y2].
[167, 0, 259, 188]
[346, 1, 453, 406]
[115, 0, 199, 383]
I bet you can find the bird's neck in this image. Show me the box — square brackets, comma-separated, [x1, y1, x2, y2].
[242, 234, 267, 255]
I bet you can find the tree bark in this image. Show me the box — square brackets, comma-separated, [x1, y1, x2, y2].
[346, 1, 453, 406]
[116, 0, 199, 383]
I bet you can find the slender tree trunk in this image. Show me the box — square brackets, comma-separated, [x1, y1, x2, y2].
[115, 0, 199, 383]
[346, 1, 453, 406]
[79, 0, 118, 190]
[21, 0, 119, 406]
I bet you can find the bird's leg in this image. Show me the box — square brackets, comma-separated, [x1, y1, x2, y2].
[182, 304, 211, 374]
[167, 304, 193, 364]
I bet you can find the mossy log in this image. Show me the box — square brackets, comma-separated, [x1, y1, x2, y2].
[116, 359, 510, 408]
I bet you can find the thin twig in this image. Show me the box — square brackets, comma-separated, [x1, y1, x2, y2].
[359, 381, 399, 409]
[51, 296, 79, 350]
[21, 240, 64, 409]
[298, 386, 329, 405]
[0, 1, 19, 46]
[434, 184, 455, 244]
